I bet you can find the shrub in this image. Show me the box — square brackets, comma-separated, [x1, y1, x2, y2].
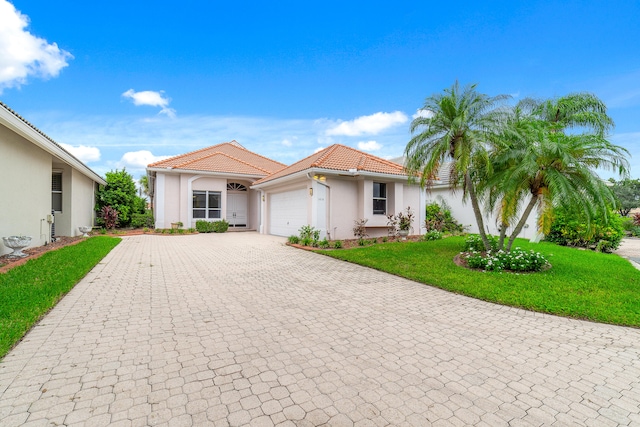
[545, 208, 625, 253]
[99, 206, 119, 230]
[425, 202, 464, 233]
[463, 234, 498, 252]
[131, 211, 154, 228]
[634, 212, 640, 226]
[195, 220, 215, 233]
[352, 219, 368, 239]
[299, 225, 320, 246]
[301, 237, 313, 247]
[333, 240, 343, 249]
[465, 248, 549, 272]
[423, 230, 443, 241]
[318, 238, 330, 249]
[213, 219, 229, 233]
[288, 235, 300, 244]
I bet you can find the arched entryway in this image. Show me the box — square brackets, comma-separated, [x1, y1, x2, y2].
[226, 182, 248, 227]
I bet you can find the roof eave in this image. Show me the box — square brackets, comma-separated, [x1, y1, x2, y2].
[146, 166, 267, 181]
[0, 105, 106, 185]
[251, 167, 414, 189]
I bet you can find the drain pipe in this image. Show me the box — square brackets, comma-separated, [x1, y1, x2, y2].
[307, 173, 331, 240]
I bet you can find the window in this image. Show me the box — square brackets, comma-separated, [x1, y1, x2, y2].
[373, 182, 386, 215]
[193, 191, 221, 219]
[52, 172, 62, 212]
[227, 182, 247, 191]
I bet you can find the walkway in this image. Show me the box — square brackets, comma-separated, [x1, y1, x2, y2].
[1, 233, 639, 426]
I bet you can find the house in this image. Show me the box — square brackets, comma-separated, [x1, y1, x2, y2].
[147, 141, 286, 231]
[252, 144, 425, 240]
[0, 102, 106, 255]
[148, 142, 427, 240]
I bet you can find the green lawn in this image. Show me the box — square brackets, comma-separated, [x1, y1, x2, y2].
[0, 236, 121, 358]
[319, 236, 640, 328]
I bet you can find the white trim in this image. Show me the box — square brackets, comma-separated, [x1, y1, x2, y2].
[156, 173, 165, 228]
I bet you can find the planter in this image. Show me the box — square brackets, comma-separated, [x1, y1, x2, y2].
[2, 236, 32, 257]
[398, 229, 410, 240]
[78, 226, 92, 237]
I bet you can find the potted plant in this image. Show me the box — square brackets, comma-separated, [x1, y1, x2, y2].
[171, 221, 183, 230]
[390, 207, 414, 240]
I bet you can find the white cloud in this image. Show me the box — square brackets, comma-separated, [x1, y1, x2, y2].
[326, 111, 408, 136]
[122, 89, 176, 117]
[119, 150, 171, 169]
[357, 140, 382, 151]
[60, 143, 100, 163]
[0, 0, 72, 92]
[412, 109, 434, 120]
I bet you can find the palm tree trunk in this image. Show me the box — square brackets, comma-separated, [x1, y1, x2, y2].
[497, 220, 508, 251]
[506, 194, 539, 252]
[465, 172, 491, 251]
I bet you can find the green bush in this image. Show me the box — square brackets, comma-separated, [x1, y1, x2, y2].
[288, 235, 300, 244]
[333, 240, 343, 249]
[423, 230, 443, 241]
[131, 211, 154, 228]
[425, 202, 464, 233]
[464, 248, 549, 272]
[621, 216, 640, 237]
[318, 238, 330, 249]
[463, 234, 498, 252]
[213, 219, 229, 233]
[545, 208, 625, 253]
[195, 220, 215, 233]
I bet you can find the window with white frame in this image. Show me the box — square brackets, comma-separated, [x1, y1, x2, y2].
[373, 182, 386, 215]
[52, 172, 62, 212]
[192, 191, 221, 219]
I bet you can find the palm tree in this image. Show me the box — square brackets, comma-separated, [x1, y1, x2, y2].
[405, 81, 510, 251]
[486, 95, 629, 252]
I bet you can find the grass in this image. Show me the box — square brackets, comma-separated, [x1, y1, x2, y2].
[319, 236, 640, 328]
[0, 236, 121, 358]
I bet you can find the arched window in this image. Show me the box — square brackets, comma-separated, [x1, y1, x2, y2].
[227, 182, 247, 191]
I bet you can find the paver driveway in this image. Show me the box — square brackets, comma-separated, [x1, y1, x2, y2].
[1, 233, 639, 427]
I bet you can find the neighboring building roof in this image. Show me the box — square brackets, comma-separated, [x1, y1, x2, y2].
[254, 144, 408, 185]
[390, 155, 452, 186]
[148, 141, 286, 177]
[0, 101, 106, 185]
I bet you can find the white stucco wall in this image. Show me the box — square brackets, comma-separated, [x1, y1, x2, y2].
[69, 168, 97, 236]
[427, 187, 539, 240]
[0, 124, 53, 253]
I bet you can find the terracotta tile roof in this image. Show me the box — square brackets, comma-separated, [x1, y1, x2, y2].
[254, 144, 408, 185]
[148, 141, 286, 177]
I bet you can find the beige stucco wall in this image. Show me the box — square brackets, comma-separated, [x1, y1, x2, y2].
[154, 172, 260, 229]
[69, 168, 97, 236]
[0, 124, 53, 254]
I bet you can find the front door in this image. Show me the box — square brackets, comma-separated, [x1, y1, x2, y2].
[227, 193, 247, 227]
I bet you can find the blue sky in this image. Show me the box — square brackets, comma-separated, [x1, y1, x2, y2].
[1, 0, 639, 180]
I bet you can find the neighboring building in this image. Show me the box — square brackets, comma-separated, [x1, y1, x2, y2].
[147, 141, 286, 231]
[252, 144, 425, 240]
[0, 102, 106, 255]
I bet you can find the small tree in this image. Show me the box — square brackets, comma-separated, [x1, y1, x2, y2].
[96, 169, 139, 227]
[610, 178, 640, 216]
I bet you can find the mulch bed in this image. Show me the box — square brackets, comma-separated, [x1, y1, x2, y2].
[288, 235, 424, 250]
[0, 236, 84, 274]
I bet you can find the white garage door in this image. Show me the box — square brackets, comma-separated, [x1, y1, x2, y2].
[269, 188, 308, 236]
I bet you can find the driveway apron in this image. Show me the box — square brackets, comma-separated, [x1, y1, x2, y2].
[1, 233, 639, 426]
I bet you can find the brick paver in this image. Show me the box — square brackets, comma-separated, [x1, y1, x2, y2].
[1, 233, 639, 426]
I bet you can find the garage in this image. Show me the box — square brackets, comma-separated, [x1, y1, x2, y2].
[268, 188, 308, 236]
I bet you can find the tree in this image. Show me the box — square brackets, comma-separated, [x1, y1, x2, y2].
[139, 175, 150, 199]
[96, 169, 139, 227]
[485, 94, 629, 251]
[610, 179, 640, 216]
[404, 81, 510, 251]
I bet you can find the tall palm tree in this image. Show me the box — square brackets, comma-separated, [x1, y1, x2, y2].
[405, 81, 509, 250]
[486, 95, 628, 251]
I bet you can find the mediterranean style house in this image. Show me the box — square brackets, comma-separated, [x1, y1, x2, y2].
[148, 142, 426, 240]
[0, 102, 105, 255]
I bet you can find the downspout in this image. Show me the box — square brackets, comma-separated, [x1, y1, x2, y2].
[307, 172, 331, 239]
